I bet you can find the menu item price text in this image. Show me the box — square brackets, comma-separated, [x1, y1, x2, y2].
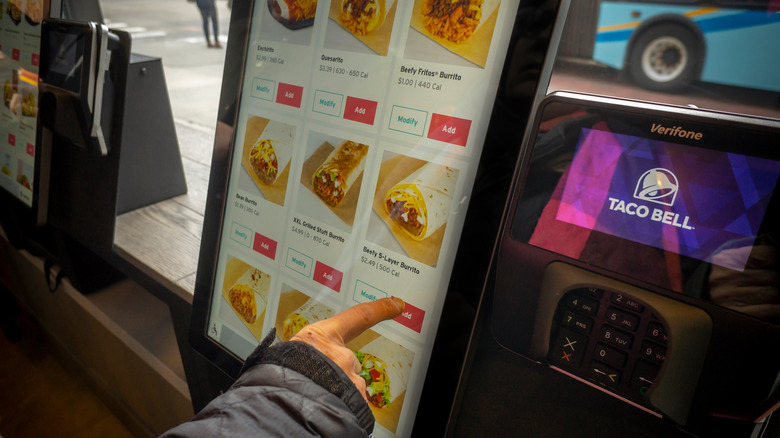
[235, 193, 260, 216]
[257, 54, 285, 64]
[397, 77, 443, 92]
[291, 217, 346, 248]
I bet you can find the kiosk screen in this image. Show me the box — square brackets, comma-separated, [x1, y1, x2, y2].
[194, 1, 525, 436]
[0, 0, 45, 207]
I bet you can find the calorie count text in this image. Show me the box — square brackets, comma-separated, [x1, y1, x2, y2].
[291, 224, 331, 248]
[318, 63, 369, 79]
[257, 54, 285, 64]
[397, 77, 443, 92]
[360, 255, 401, 278]
[234, 194, 259, 217]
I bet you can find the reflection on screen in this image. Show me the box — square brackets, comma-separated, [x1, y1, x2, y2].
[549, 127, 780, 272]
[43, 31, 83, 94]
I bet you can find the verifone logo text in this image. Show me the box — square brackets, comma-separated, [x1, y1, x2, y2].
[650, 123, 703, 140]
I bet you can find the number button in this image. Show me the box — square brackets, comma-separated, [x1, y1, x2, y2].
[606, 307, 639, 332]
[610, 293, 644, 313]
[598, 326, 633, 350]
[646, 321, 668, 344]
[641, 341, 666, 364]
[565, 294, 600, 316]
[561, 310, 594, 334]
[593, 343, 627, 369]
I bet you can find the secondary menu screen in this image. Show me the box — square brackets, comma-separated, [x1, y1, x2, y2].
[205, 1, 517, 436]
[0, 0, 43, 207]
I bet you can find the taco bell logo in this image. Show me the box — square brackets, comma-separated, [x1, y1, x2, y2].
[634, 168, 678, 206]
[606, 167, 693, 230]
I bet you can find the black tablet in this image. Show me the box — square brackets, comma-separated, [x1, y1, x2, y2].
[189, 0, 567, 436]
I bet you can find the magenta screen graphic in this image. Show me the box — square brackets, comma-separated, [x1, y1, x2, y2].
[554, 127, 780, 271]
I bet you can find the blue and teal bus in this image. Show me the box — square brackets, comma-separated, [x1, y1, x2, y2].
[593, 1, 780, 92]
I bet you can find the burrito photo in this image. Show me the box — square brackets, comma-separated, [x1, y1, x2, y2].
[338, 0, 387, 36]
[384, 163, 456, 241]
[353, 337, 413, 409]
[421, 0, 499, 44]
[249, 138, 292, 185]
[280, 299, 335, 341]
[312, 140, 369, 207]
[226, 267, 270, 325]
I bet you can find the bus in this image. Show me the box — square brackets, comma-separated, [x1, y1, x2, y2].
[592, 1, 780, 92]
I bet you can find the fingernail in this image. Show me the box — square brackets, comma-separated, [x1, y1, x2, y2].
[390, 296, 405, 312]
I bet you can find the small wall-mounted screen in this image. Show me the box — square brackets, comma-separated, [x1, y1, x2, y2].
[40, 29, 83, 94]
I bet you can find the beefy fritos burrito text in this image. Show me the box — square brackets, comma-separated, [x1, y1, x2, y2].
[313, 140, 369, 207]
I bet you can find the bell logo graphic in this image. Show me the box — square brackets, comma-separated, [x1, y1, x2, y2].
[634, 168, 678, 206]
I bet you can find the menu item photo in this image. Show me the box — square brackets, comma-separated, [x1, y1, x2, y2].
[312, 140, 368, 207]
[348, 335, 414, 434]
[327, 0, 397, 56]
[298, 135, 369, 229]
[267, 0, 318, 29]
[408, 0, 501, 68]
[369, 152, 459, 267]
[221, 257, 272, 341]
[274, 288, 336, 341]
[240, 116, 296, 206]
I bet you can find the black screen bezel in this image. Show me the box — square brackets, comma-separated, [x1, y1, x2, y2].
[187, 0, 566, 434]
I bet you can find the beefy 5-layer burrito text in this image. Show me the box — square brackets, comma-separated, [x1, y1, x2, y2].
[313, 140, 369, 206]
[250, 138, 292, 185]
[273, 0, 318, 21]
[421, 0, 489, 43]
[385, 163, 456, 241]
[339, 0, 386, 36]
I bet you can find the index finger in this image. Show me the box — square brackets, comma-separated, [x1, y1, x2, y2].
[318, 297, 405, 344]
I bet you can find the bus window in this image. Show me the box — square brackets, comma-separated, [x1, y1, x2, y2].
[592, 0, 780, 92]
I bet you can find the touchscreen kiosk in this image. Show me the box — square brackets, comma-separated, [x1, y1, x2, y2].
[0, 0, 50, 224]
[39, 18, 112, 155]
[492, 92, 780, 432]
[189, 0, 566, 436]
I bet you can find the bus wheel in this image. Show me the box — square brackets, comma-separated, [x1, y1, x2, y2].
[627, 24, 701, 92]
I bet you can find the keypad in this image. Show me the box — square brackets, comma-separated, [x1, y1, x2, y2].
[549, 288, 669, 409]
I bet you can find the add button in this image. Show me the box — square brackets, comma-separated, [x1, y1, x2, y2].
[393, 301, 425, 333]
[277, 83, 303, 108]
[427, 113, 471, 147]
[353, 280, 388, 304]
[313, 261, 343, 292]
[286, 248, 313, 277]
[343, 96, 378, 125]
[388, 105, 428, 137]
[252, 232, 278, 260]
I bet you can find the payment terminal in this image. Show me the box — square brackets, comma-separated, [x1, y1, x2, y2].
[485, 92, 780, 436]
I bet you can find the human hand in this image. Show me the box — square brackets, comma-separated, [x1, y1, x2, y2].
[710, 244, 780, 322]
[290, 297, 405, 400]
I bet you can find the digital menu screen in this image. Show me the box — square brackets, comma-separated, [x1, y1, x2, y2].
[543, 126, 780, 272]
[204, 1, 518, 436]
[0, 0, 43, 207]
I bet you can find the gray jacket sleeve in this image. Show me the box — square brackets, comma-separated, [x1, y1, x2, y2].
[161, 330, 374, 438]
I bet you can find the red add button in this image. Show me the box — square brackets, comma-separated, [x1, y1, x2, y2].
[393, 301, 425, 333]
[427, 113, 471, 147]
[276, 83, 303, 108]
[26, 143, 34, 156]
[343, 96, 377, 125]
[314, 261, 343, 292]
[252, 233, 278, 260]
